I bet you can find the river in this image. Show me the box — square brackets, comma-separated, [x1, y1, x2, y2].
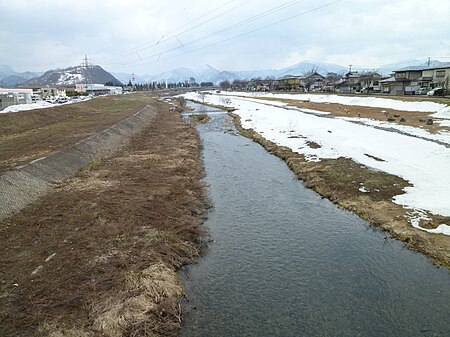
[179, 102, 450, 337]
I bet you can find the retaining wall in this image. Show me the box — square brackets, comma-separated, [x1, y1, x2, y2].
[0, 104, 156, 221]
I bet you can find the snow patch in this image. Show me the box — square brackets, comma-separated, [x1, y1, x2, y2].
[1, 101, 55, 113]
[406, 209, 450, 235]
[184, 92, 450, 224]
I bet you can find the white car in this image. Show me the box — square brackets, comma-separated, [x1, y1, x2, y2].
[426, 87, 444, 96]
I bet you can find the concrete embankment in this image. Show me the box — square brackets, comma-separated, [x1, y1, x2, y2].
[0, 105, 156, 221]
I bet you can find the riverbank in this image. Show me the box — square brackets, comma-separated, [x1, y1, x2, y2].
[0, 96, 207, 336]
[230, 113, 450, 267]
[184, 95, 450, 268]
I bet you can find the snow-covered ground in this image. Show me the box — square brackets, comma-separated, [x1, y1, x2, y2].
[337, 116, 450, 145]
[1, 101, 56, 113]
[220, 91, 450, 115]
[184, 91, 450, 235]
[1, 97, 91, 113]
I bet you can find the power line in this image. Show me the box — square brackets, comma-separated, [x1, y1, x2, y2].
[109, 0, 344, 70]
[95, 0, 252, 62]
[157, 0, 256, 45]
[102, 0, 316, 68]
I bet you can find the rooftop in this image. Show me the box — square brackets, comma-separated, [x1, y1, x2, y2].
[394, 62, 450, 72]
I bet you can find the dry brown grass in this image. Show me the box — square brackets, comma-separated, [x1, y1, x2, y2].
[0, 93, 154, 172]
[0, 97, 207, 336]
[91, 263, 183, 337]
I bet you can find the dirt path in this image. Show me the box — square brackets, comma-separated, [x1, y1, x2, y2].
[0, 97, 207, 337]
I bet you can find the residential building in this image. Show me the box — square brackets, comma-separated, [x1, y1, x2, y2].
[336, 71, 362, 93]
[301, 72, 325, 91]
[277, 75, 303, 91]
[0, 88, 33, 110]
[388, 63, 450, 95]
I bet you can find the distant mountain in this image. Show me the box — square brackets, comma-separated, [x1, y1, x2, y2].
[141, 61, 349, 85]
[359, 59, 445, 76]
[0, 75, 28, 87]
[111, 72, 147, 85]
[112, 58, 448, 86]
[0, 65, 42, 87]
[24, 65, 122, 86]
[144, 66, 212, 84]
[233, 68, 277, 80]
[0, 65, 15, 76]
[277, 61, 348, 77]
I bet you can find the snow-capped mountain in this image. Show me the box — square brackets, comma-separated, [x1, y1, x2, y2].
[141, 61, 349, 85]
[143, 64, 222, 84]
[276, 61, 347, 77]
[24, 65, 121, 86]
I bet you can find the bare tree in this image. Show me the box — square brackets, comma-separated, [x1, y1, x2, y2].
[360, 71, 381, 94]
[302, 66, 320, 92]
[325, 72, 341, 83]
[219, 80, 231, 90]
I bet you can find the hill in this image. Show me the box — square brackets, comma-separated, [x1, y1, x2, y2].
[0, 66, 42, 87]
[24, 65, 122, 86]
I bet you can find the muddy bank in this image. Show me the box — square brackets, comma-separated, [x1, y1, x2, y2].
[226, 111, 450, 268]
[0, 98, 207, 336]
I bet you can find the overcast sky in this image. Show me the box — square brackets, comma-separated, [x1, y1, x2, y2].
[1, 0, 449, 75]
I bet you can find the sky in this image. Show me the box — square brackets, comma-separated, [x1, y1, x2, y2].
[0, 0, 449, 75]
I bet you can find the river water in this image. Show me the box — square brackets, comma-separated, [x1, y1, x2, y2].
[180, 102, 450, 337]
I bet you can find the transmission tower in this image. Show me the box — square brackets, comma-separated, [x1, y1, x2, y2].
[83, 54, 93, 91]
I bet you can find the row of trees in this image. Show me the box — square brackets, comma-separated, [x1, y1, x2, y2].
[114, 80, 215, 91]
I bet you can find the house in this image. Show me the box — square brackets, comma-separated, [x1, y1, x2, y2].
[277, 75, 303, 91]
[388, 63, 450, 95]
[431, 65, 450, 89]
[359, 72, 383, 93]
[336, 71, 362, 93]
[0, 88, 33, 110]
[301, 72, 326, 91]
[379, 76, 405, 95]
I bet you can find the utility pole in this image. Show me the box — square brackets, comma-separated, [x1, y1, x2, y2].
[348, 65, 353, 93]
[427, 57, 431, 67]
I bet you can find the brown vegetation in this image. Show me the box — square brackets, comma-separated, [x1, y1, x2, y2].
[0, 98, 207, 336]
[0, 94, 154, 172]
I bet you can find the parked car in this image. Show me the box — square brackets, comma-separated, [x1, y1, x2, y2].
[56, 96, 70, 103]
[426, 87, 444, 96]
[417, 87, 430, 95]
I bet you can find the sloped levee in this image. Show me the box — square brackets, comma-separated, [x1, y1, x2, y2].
[0, 105, 156, 221]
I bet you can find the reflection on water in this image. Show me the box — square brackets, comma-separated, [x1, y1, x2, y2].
[180, 101, 450, 337]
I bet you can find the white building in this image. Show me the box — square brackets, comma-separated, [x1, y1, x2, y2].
[0, 88, 33, 111]
[85, 84, 122, 95]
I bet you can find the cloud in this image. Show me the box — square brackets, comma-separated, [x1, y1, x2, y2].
[0, 0, 449, 74]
